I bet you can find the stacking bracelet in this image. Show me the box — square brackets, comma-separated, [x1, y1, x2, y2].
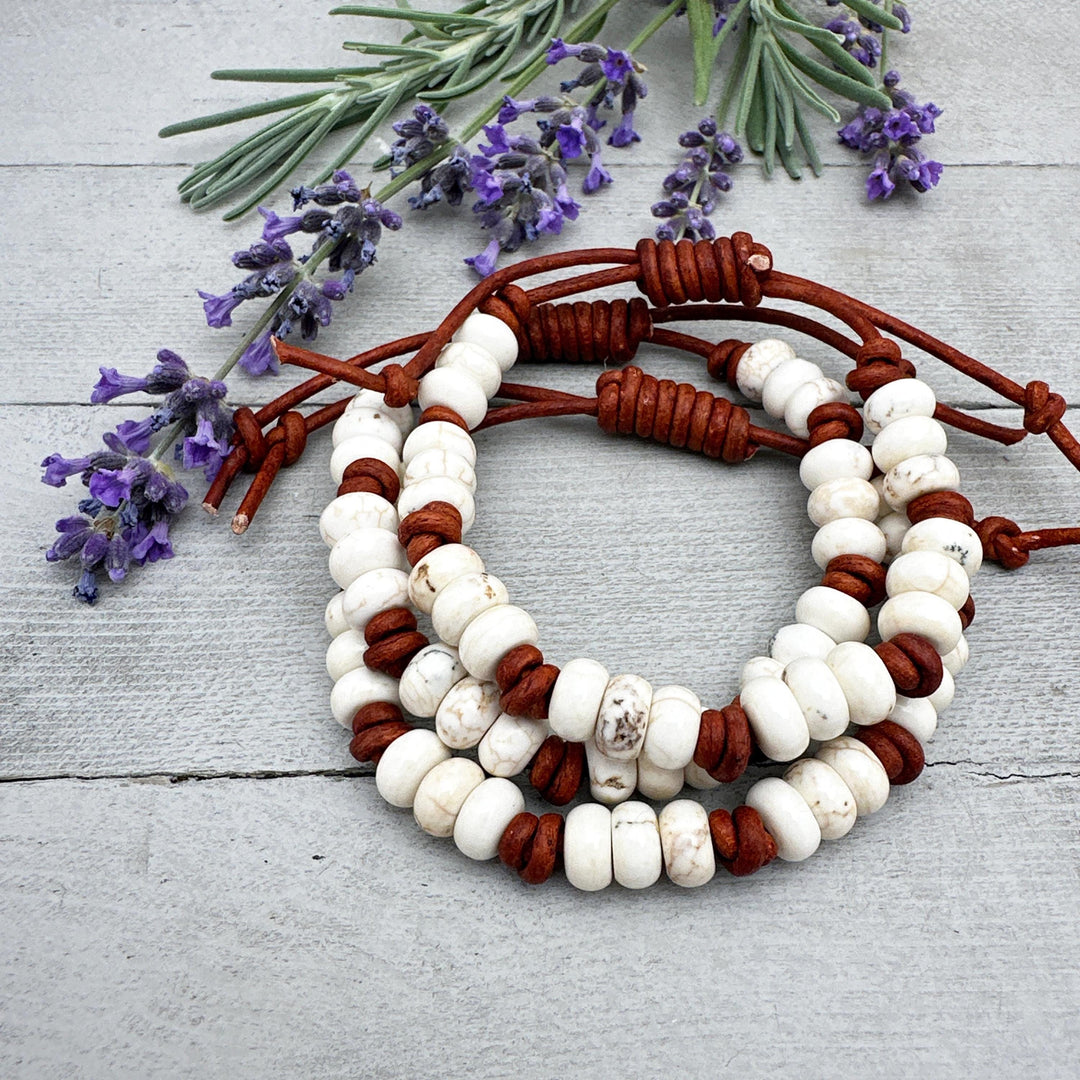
[206, 233, 1080, 891]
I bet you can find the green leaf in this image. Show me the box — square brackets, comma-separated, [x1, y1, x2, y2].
[329, 5, 495, 27]
[793, 96, 823, 176]
[716, 20, 752, 127]
[840, 0, 904, 31]
[744, 80, 766, 155]
[760, 50, 779, 174]
[733, 25, 764, 136]
[686, 0, 721, 106]
[211, 67, 380, 83]
[158, 89, 329, 137]
[776, 36, 890, 110]
[771, 0, 876, 86]
[341, 42, 444, 58]
[767, 37, 838, 121]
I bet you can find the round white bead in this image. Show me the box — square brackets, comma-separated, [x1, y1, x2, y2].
[811, 518, 888, 570]
[683, 761, 721, 791]
[407, 543, 484, 615]
[402, 421, 476, 467]
[659, 799, 715, 887]
[929, 666, 956, 713]
[901, 517, 983, 577]
[769, 622, 836, 665]
[329, 435, 402, 485]
[453, 777, 525, 861]
[641, 684, 701, 771]
[795, 586, 871, 643]
[882, 453, 961, 512]
[431, 572, 509, 646]
[784, 376, 848, 439]
[477, 713, 547, 777]
[402, 448, 476, 493]
[585, 739, 636, 805]
[739, 676, 811, 762]
[457, 604, 539, 682]
[611, 802, 663, 890]
[417, 368, 488, 430]
[762, 358, 824, 419]
[452, 311, 519, 371]
[328, 527, 408, 590]
[325, 592, 349, 638]
[734, 338, 796, 401]
[342, 567, 410, 632]
[343, 388, 413, 435]
[331, 409, 405, 453]
[595, 674, 652, 760]
[375, 729, 451, 809]
[783, 757, 857, 840]
[397, 476, 475, 533]
[412, 757, 485, 838]
[330, 666, 400, 728]
[889, 696, 938, 744]
[434, 676, 502, 750]
[826, 641, 896, 726]
[942, 634, 969, 675]
[745, 776, 822, 862]
[435, 341, 502, 398]
[741, 655, 784, 687]
[564, 803, 613, 892]
[886, 550, 969, 609]
[863, 377, 936, 434]
[878, 511, 910, 563]
[782, 656, 851, 741]
[319, 492, 397, 547]
[799, 439, 874, 491]
[635, 755, 685, 800]
[816, 736, 890, 816]
[807, 477, 880, 527]
[548, 658, 609, 742]
[871, 415, 948, 472]
[326, 628, 367, 681]
[878, 591, 963, 655]
[398, 643, 466, 718]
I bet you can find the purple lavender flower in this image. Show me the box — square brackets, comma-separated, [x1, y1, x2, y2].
[111, 413, 169, 455]
[91, 368, 149, 404]
[653, 119, 741, 240]
[826, 18, 882, 68]
[464, 239, 501, 277]
[291, 169, 363, 210]
[258, 207, 305, 243]
[129, 519, 174, 564]
[583, 152, 612, 194]
[41, 453, 94, 488]
[390, 104, 450, 174]
[409, 147, 472, 210]
[181, 416, 230, 480]
[239, 331, 277, 376]
[46, 516, 94, 562]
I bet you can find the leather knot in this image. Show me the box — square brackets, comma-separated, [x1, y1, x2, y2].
[380, 362, 418, 409]
[807, 401, 865, 446]
[265, 410, 307, 466]
[846, 338, 917, 400]
[1023, 380, 1067, 435]
[976, 515, 1029, 569]
[636, 232, 771, 309]
[233, 406, 269, 471]
[706, 339, 751, 387]
[522, 297, 651, 364]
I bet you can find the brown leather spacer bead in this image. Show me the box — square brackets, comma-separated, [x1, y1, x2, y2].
[906, 490, 975, 528]
[874, 632, 943, 697]
[498, 812, 538, 871]
[709, 808, 738, 860]
[352, 701, 404, 736]
[857, 727, 903, 778]
[364, 631, 429, 678]
[855, 721, 926, 785]
[959, 594, 975, 629]
[529, 736, 584, 806]
[529, 735, 564, 792]
[846, 358, 917, 400]
[419, 406, 470, 430]
[349, 719, 411, 764]
[706, 339, 750, 387]
[977, 515, 1029, 569]
[364, 608, 418, 646]
[807, 402, 864, 446]
[822, 554, 887, 607]
[501, 664, 560, 720]
[711, 805, 778, 877]
[693, 709, 727, 773]
[338, 456, 401, 503]
[520, 813, 563, 885]
[714, 700, 753, 781]
[496, 644, 543, 690]
[399, 501, 464, 565]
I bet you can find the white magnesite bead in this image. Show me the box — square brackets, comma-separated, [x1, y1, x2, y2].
[863, 377, 936, 435]
[407, 543, 484, 615]
[434, 676, 502, 750]
[326, 629, 367, 682]
[740, 655, 784, 687]
[795, 586, 871, 643]
[329, 434, 401, 483]
[816, 736, 889, 816]
[611, 802, 663, 890]
[888, 696, 938, 744]
[398, 643, 466, 717]
[477, 713, 547, 777]
[826, 641, 896, 727]
[402, 448, 477, 494]
[635, 755, 685, 801]
[745, 777, 822, 862]
[769, 623, 836, 665]
[929, 666, 955, 714]
[452, 311, 519, 372]
[402, 420, 476, 467]
[435, 341, 502, 398]
[735, 338, 796, 402]
[453, 777, 525, 861]
[811, 518, 888, 570]
[397, 476, 475, 533]
[330, 667, 400, 728]
[881, 453, 961, 512]
[325, 592, 349, 638]
[331, 409, 405, 454]
[412, 757, 485, 838]
[417, 368, 488, 430]
[564, 804, 613, 892]
[784, 376, 849, 439]
[941, 634, 969, 675]
[878, 591, 963, 655]
[595, 674, 653, 760]
[586, 739, 636, 806]
[659, 800, 715, 888]
[683, 760, 721, 791]
[375, 729, 451, 809]
[457, 604, 539, 682]
[739, 676, 811, 762]
[799, 439, 874, 491]
[782, 656, 851, 742]
[343, 387, 414, 435]
[901, 517, 983, 577]
[871, 415, 948, 472]
[807, 477, 880, 527]
[547, 658, 609, 742]
[342, 567, 410, 632]
[878, 511, 910, 564]
[762, 358, 824, 419]
[328, 527, 408, 590]
[319, 492, 397, 547]
[641, 684, 701, 771]
[783, 757, 857, 840]
[886, 550, 970, 610]
[431, 572, 510, 646]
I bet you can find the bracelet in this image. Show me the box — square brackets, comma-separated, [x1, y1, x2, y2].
[206, 233, 1080, 891]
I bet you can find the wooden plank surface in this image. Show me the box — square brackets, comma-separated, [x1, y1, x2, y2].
[2, 1, 1079, 1078]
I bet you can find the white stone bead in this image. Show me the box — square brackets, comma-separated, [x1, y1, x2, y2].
[816, 736, 890, 816]
[762, 358, 824, 419]
[811, 518, 888, 570]
[477, 713, 547, 777]
[745, 776, 822, 862]
[431, 572, 509, 646]
[901, 517, 983, 577]
[417, 368, 488, 430]
[586, 739, 636, 805]
[942, 634, 970, 675]
[826, 641, 896, 727]
[343, 388, 414, 435]
[929, 666, 956, 713]
[331, 407, 405, 453]
[795, 586, 871, 643]
[563, 804, 613, 892]
[807, 477, 880, 527]
[547, 658, 609, 742]
[611, 802, 663, 890]
[635, 755, 685, 800]
[342, 567, 410, 632]
[402, 420, 476, 467]
[863, 378, 936, 434]
[457, 604, 539, 682]
[683, 761, 721, 791]
[326, 628, 367, 681]
[889, 696, 938, 744]
[330, 667, 400, 728]
[435, 341, 502, 398]
[783, 758, 857, 840]
[325, 592, 349, 638]
[319, 492, 397, 547]
[882, 453, 961, 512]
[412, 757, 485, 838]
[641, 684, 701, 771]
[402, 448, 477, 493]
[740, 676, 811, 762]
[375, 729, 451, 809]
[659, 800, 715, 887]
[328, 527, 407, 590]
[397, 476, 475, 533]
[741, 655, 784, 687]
[452, 311, 519, 371]
[734, 338, 796, 401]
[453, 777, 525, 861]
[329, 435, 402, 486]
[595, 674, 652, 760]
[398, 643, 466, 718]
[407, 543, 484, 615]
[784, 376, 848, 439]
[782, 656, 851, 742]
[878, 511, 910, 563]
[871, 415, 948, 472]
[886, 550, 970, 610]
[871, 473, 888, 506]
[434, 676, 502, 750]
[878, 591, 963, 655]
[799, 439, 874, 491]
[769, 623, 836, 665]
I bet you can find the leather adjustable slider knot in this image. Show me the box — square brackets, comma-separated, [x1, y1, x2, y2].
[1023, 380, 1067, 435]
[976, 515, 1029, 569]
[524, 296, 651, 365]
[635, 232, 771, 308]
[265, 410, 307, 466]
[379, 362, 418, 408]
[233, 406, 269, 471]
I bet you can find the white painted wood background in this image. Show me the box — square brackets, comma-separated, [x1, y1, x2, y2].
[3, 2, 1078, 1077]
